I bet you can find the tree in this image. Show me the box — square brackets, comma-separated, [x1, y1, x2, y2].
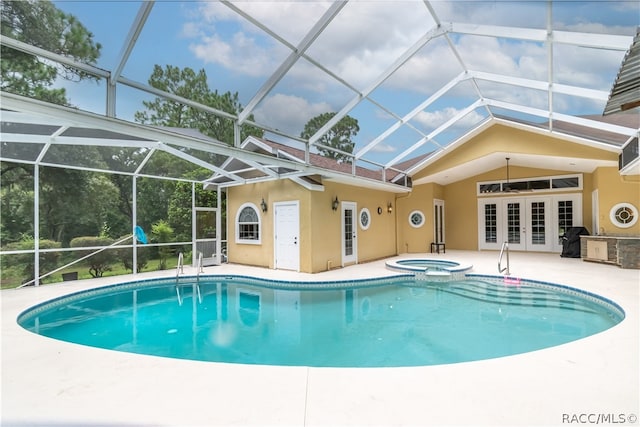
[134, 64, 263, 146]
[300, 112, 359, 163]
[1, 0, 102, 105]
[151, 220, 174, 270]
[168, 172, 218, 242]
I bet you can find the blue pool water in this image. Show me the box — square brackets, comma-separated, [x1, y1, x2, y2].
[18, 275, 623, 367]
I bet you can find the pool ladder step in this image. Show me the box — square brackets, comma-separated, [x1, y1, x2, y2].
[175, 252, 203, 306]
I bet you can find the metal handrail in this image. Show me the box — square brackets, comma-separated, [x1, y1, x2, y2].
[176, 252, 184, 278]
[498, 241, 510, 275]
[197, 252, 204, 276]
[175, 252, 202, 305]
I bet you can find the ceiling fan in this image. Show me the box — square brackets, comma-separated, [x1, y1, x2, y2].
[502, 157, 535, 193]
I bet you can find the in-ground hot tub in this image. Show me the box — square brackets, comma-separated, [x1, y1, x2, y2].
[385, 258, 473, 281]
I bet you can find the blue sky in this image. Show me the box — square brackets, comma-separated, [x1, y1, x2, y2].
[52, 0, 639, 167]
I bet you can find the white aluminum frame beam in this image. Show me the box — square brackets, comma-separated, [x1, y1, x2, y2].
[111, 2, 154, 86]
[308, 24, 447, 146]
[356, 72, 466, 159]
[450, 23, 632, 50]
[486, 99, 638, 136]
[234, 1, 346, 124]
[469, 70, 609, 100]
[1, 92, 408, 191]
[0, 35, 109, 79]
[385, 99, 484, 167]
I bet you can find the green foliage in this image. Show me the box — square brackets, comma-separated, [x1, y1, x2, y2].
[1, 237, 61, 284]
[134, 64, 263, 146]
[0, 163, 121, 246]
[0, 164, 34, 243]
[151, 220, 174, 270]
[1, 0, 102, 105]
[168, 172, 218, 242]
[70, 236, 115, 278]
[117, 240, 150, 273]
[300, 112, 359, 163]
[2, 237, 60, 283]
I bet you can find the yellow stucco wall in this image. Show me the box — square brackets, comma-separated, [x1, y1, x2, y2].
[395, 183, 442, 253]
[403, 124, 638, 250]
[227, 179, 398, 273]
[227, 180, 311, 270]
[412, 124, 619, 180]
[593, 167, 640, 235]
[309, 182, 397, 272]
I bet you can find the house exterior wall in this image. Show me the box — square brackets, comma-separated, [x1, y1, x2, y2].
[309, 182, 397, 272]
[227, 180, 311, 270]
[445, 165, 595, 250]
[227, 179, 398, 273]
[227, 124, 638, 271]
[593, 166, 640, 235]
[406, 124, 639, 250]
[395, 183, 442, 253]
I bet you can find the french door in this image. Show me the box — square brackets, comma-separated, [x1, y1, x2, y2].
[478, 195, 581, 252]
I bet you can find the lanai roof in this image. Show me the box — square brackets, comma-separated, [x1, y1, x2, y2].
[1, 1, 639, 190]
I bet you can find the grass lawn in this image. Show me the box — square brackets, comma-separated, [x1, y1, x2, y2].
[1, 256, 185, 290]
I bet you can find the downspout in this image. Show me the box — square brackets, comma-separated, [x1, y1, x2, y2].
[394, 190, 413, 255]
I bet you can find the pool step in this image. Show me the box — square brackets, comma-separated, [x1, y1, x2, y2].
[426, 279, 599, 313]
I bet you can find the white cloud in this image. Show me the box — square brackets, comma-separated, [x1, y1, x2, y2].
[253, 93, 332, 135]
[414, 107, 485, 132]
[369, 143, 397, 153]
[189, 31, 285, 78]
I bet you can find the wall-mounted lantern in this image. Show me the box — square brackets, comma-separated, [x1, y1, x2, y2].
[332, 196, 339, 211]
[260, 198, 268, 213]
[387, 202, 393, 214]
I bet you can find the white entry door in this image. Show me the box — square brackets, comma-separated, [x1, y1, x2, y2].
[274, 201, 300, 271]
[341, 201, 357, 266]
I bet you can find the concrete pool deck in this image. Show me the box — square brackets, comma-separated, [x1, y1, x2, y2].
[2, 250, 638, 426]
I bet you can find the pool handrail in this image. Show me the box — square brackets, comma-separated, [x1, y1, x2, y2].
[175, 252, 202, 305]
[498, 241, 510, 275]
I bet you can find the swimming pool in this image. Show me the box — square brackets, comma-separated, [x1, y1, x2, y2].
[18, 274, 623, 367]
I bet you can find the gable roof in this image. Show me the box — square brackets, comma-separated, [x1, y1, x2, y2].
[408, 114, 636, 186]
[604, 28, 640, 115]
[208, 136, 412, 191]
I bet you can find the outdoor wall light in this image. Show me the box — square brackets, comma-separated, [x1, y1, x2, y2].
[387, 202, 393, 214]
[332, 196, 339, 211]
[260, 198, 268, 213]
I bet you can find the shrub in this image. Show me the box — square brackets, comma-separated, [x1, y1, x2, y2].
[117, 237, 150, 273]
[1, 238, 61, 285]
[151, 220, 174, 270]
[70, 236, 115, 278]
